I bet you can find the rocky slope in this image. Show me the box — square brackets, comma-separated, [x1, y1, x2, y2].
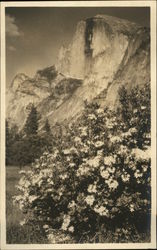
[6, 14, 150, 129]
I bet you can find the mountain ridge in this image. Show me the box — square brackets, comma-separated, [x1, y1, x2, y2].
[6, 14, 150, 129]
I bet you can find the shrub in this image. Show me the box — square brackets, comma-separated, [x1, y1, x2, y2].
[13, 83, 151, 243]
[7, 222, 48, 244]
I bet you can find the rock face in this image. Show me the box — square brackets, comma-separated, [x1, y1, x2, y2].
[57, 15, 149, 79]
[6, 14, 150, 129]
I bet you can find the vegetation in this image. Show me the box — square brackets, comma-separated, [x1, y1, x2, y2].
[44, 119, 51, 134]
[6, 166, 48, 244]
[24, 104, 39, 136]
[12, 83, 151, 243]
[6, 105, 52, 167]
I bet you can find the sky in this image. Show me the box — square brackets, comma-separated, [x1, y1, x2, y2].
[5, 7, 150, 86]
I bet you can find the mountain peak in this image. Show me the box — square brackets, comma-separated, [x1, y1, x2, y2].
[93, 14, 139, 24]
[11, 73, 29, 92]
[7, 14, 150, 129]
[84, 14, 142, 37]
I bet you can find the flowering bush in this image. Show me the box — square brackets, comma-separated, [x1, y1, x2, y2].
[13, 83, 151, 243]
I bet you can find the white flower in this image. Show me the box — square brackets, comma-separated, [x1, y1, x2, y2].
[118, 145, 128, 155]
[95, 141, 104, 149]
[110, 136, 122, 143]
[14, 195, 23, 202]
[48, 179, 54, 185]
[20, 219, 26, 226]
[96, 108, 104, 114]
[106, 118, 114, 129]
[43, 151, 49, 156]
[80, 145, 89, 153]
[104, 155, 116, 165]
[94, 135, 99, 140]
[87, 156, 100, 168]
[19, 201, 24, 210]
[63, 149, 70, 155]
[40, 156, 45, 161]
[53, 149, 59, 158]
[41, 169, 52, 177]
[100, 169, 110, 179]
[28, 195, 37, 203]
[81, 131, 87, 137]
[110, 180, 118, 190]
[121, 131, 132, 138]
[66, 156, 71, 162]
[19, 178, 30, 188]
[144, 133, 151, 139]
[121, 173, 130, 182]
[94, 205, 109, 216]
[100, 165, 104, 171]
[74, 137, 81, 143]
[132, 147, 150, 161]
[129, 204, 135, 212]
[70, 147, 78, 155]
[68, 200, 76, 208]
[19, 170, 26, 175]
[134, 170, 143, 178]
[97, 149, 104, 156]
[43, 224, 49, 229]
[31, 175, 42, 186]
[79, 126, 88, 137]
[68, 226, 74, 232]
[47, 188, 53, 193]
[129, 127, 137, 134]
[76, 164, 90, 177]
[60, 173, 68, 180]
[88, 114, 97, 120]
[105, 179, 118, 190]
[61, 215, 71, 231]
[47, 233, 56, 242]
[141, 106, 146, 110]
[137, 179, 141, 184]
[85, 195, 95, 206]
[142, 165, 148, 172]
[87, 156, 101, 168]
[86, 140, 91, 145]
[88, 183, 97, 193]
[108, 166, 116, 174]
[41, 162, 47, 167]
[69, 163, 75, 168]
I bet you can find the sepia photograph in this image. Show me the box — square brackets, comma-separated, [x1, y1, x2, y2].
[0, 1, 156, 249]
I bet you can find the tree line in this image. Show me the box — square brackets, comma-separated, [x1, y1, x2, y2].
[6, 105, 52, 167]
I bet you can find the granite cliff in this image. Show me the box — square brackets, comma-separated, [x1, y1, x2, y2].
[6, 15, 150, 129]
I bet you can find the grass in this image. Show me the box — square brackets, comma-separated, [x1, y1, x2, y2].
[6, 165, 48, 244]
[6, 166, 24, 234]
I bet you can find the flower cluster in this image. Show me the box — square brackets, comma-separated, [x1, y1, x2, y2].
[13, 83, 151, 242]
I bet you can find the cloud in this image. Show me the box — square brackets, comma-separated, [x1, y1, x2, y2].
[6, 14, 20, 37]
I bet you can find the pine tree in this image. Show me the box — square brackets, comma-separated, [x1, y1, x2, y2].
[24, 105, 39, 136]
[118, 86, 130, 127]
[44, 119, 51, 134]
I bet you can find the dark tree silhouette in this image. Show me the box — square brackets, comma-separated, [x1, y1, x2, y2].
[24, 105, 39, 136]
[44, 119, 51, 134]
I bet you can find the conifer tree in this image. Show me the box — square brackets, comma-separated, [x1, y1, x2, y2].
[44, 119, 51, 134]
[24, 105, 39, 136]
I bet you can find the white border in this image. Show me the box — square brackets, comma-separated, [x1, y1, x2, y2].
[1, 1, 156, 250]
